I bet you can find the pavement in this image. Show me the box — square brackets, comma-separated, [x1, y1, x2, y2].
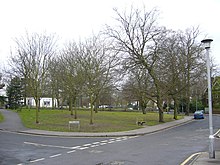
[0, 108, 220, 164]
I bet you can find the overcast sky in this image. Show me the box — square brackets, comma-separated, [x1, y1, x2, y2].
[0, 0, 219, 68]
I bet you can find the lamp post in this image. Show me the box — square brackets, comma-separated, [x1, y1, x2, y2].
[201, 38, 215, 159]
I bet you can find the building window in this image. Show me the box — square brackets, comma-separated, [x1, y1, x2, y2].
[44, 101, 50, 107]
[28, 99, 32, 106]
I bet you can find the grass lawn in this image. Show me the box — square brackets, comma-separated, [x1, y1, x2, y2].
[0, 111, 4, 122]
[17, 108, 183, 132]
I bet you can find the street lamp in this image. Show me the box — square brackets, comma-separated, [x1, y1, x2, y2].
[201, 38, 215, 159]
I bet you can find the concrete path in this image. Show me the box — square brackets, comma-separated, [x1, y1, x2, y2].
[0, 109, 27, 131]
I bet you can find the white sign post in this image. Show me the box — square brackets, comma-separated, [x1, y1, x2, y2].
[69, 121, 80, 131]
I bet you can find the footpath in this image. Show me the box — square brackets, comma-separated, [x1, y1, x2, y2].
[0, 109, 220, 164]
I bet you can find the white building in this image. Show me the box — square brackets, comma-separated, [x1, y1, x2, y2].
[26, 97, 58, 108]
[0, 87, 6, 96]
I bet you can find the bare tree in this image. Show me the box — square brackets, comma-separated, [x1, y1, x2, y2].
[0, 73, 5, 89]
[160, 31, 183, 119]
[0, 72, 6, 107]
[177, 27, 205, 115]
[122, 67, 152, 113]
[106, 7, 167, 122]
[78, 35, 119, 124]
[47, 58, 62, 109]
[9, 32, 57, 123]
[154, 27, 206, 118]
[58, 41, 84, 118]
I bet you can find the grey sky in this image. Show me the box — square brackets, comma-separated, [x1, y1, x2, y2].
[0, 0, 219, 67]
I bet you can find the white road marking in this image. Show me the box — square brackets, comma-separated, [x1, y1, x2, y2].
[214, 129, 220, 137]
[92, 142, 100, 144]
[128, 136, 139, 139]
[23, 136, 132, 164]
[29, 158, 45, 163]
[50, 154, 62, 158]
[24, 142, 74, 149]
[108, 141, 115, 144]
[79, 147, 89, 150]
[90, 145, 99, 147]
[116, 139, 122, 142]
[100, 143, 107, 145]
[89, 150, 103, 153]
[71, 146, 81, 149]
[67, 150, 76, 154]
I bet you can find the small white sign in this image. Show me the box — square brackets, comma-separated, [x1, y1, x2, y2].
[68, 121, 80, 130]
[69, 121, 80, 124]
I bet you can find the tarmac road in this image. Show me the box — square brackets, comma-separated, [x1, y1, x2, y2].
[0, 109, 220, 165]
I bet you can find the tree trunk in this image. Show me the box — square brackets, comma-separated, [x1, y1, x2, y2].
[95, 98, 98, 113]
[185, 94, 190, 116]
[158, 101, 164, 122]
[69, 97, 73, 116]
[185, 63, 190, 116]
[56, 93, 60, 109]
[157, 98, 164, 122]
[140, 100, 146, 114]
[90, 95, 94, 125]
[173, 96, 178, 120]
[24, 97, 27, 107]
[159, 107, 164, 122]
[52, 96, 55, 110]
[74, 97, 77, 119]
[35, 98, 39, 124]
[36, 108, 39, 123]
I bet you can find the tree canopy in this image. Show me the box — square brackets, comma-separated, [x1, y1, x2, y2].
[5, 6, 212, 123]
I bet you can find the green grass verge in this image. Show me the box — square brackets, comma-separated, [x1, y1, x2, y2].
[17, 108, 183, 132]
[0, 111, 4, 122]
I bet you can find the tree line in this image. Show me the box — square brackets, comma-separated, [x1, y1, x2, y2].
[5, 7, 210, 124]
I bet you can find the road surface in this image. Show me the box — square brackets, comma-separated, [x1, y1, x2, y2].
[0, 115, 219, 165]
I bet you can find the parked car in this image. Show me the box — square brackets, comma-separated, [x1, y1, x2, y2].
[194, 110, 204, 119]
